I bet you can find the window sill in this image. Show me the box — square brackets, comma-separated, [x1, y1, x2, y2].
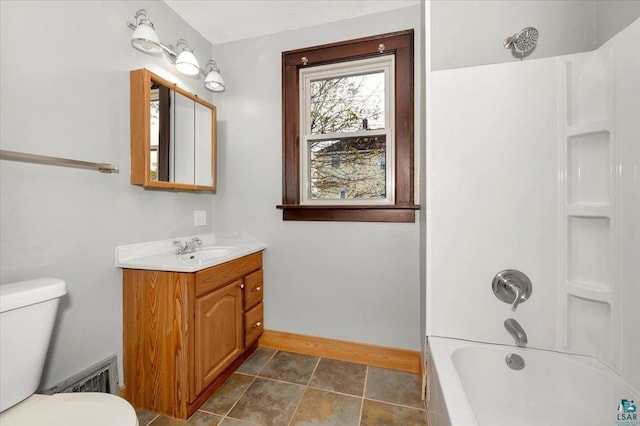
[276, 204, 420, 223]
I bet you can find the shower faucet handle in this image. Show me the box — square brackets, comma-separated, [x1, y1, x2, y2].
[492, 270, 532, 311]
[506, 281, 523, 311]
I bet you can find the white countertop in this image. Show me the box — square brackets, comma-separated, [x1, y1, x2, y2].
[115, 233, 267, 273]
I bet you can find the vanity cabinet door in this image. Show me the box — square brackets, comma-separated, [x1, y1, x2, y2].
[194, 280, 243, 396]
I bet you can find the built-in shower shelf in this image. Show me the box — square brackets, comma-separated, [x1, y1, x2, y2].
[564, 90, 614, 357]
[556, 19, 633, 374]
[566, 281, 613, 303]
[565, 205, 611, 217]
[566, 130, 611, 205]
[565, 119, 613, 137]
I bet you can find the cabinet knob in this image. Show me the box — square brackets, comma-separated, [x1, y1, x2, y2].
[252, 321, 262, 328]
[239, 284, 245, 289]
[252, 286, 262, 292]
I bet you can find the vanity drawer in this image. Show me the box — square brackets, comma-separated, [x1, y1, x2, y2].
[196, 252, 262, 296]
[243, 269, 263, 310]
[245, 302, 263, 347]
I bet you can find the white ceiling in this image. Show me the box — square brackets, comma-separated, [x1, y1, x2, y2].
[164, 0, 420, 46]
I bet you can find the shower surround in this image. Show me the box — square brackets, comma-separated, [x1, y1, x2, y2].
[427, 15, 640, 420]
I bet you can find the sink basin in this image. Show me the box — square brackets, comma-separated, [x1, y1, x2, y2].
[178, 246, 237, 263]
[116, 234, 267, 272]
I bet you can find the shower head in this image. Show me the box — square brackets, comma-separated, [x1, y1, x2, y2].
[504, 27, 539, 55]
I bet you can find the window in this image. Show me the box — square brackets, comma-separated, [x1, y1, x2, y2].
[301, 57, 393, 204]
[278, 30, 417, 222]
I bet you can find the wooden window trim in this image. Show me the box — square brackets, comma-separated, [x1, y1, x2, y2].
[277, 30, 418, 223]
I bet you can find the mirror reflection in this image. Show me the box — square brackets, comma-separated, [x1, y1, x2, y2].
[149, 80, 213, 186]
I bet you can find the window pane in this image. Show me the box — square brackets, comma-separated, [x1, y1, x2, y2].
[310, 71, 385, 135]
[309, 135, 386, 200]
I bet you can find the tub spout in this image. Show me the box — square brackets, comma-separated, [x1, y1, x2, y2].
[504, 318, 527, 347]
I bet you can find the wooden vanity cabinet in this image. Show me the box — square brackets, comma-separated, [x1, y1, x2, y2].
[122, 251, 264, 420]
[194, 279, 243, 396]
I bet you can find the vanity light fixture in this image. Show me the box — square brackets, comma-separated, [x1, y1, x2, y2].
[175, 39, 200, 76]
[130, 10, 162, 54]
[127, 9, 225, 92]
[204, 61, 225, 92]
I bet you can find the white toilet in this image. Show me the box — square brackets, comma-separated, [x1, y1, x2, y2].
[0, 278, 138, 426]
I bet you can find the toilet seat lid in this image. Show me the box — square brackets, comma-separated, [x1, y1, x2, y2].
[0, 393, 138, 426]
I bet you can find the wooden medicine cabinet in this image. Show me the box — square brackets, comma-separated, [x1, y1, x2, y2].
[130, 69, 216, 192]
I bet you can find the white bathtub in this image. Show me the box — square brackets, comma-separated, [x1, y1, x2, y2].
[426, 337, 640, 426]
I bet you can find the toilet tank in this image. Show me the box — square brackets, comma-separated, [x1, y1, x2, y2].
[0, 278, 67, 412]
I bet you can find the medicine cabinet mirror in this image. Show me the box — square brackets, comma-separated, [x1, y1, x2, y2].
[130, 68, 216, 192]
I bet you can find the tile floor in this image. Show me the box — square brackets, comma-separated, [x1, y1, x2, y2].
[135, 348, 428, 426]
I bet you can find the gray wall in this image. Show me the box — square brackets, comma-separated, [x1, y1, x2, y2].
[0, 1, 214, 388]
[431, 0, 595, 70]
[596, 0, 640, 46]
[431, 0, 640, 71]
[209, 6, 423, 351]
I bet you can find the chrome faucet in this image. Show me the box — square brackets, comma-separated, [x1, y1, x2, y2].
[492, 270, 532, 312]
[504, 318, 527, 347]
[173, 237, 203, 255]
[505, 281, 525, 311]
